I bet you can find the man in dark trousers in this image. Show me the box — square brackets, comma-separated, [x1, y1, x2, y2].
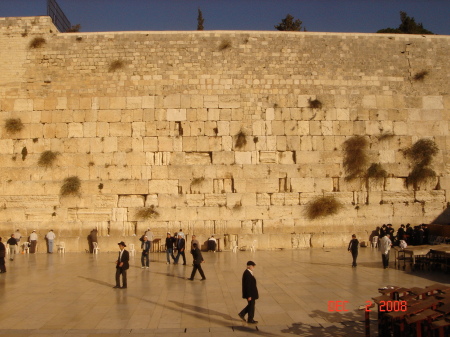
[141, 236, 150, 269]
[238, 261, 259, 324]
[114, 241, 129, 289]
[174, 234, 186, 265]
[347, 234, 359, 267]
[187, 243, 206, 281]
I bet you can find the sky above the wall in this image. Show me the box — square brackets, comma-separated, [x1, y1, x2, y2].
[2, 0, 449, 35]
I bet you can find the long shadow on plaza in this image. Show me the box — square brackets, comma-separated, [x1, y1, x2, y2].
[281, 309, 377, 337]
[78, 275, 279, 336]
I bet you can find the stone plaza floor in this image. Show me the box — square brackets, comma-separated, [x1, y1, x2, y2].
[0, 246, 449, 336]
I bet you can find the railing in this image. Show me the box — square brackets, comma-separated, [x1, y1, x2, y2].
[47, 0, 71, 32]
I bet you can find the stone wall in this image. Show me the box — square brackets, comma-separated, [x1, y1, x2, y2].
[1, 16, 449, 251]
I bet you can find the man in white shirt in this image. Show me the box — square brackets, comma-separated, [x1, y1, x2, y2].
[46, 229, 56, 253]
[379, 234, 392, 269]
[29, 230, 38, 253]
[14, 229, 22, 244]
[145, 228, 154, 251]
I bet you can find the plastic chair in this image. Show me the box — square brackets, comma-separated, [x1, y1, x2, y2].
[250, 240, 257, 252]
[129, 243, 136, 256]
[371, 236, 379, 248]
[57, 242, 66, 254]
[93, 242, 100, 254]
[5, 244, 9, 255]
[231, 241, 238, 253]
[23, 242, 30, 254]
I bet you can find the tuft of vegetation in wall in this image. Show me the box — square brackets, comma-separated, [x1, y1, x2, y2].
[404, 138, 438, 189]
[366, 163, 388, 180]
[308, 98, 323, 109]
[60, 176, 81, 196]
[4, 118, 24, 134]
[218, 39, 231, 51]
[342, 135, 368, 181]
[191, 177, 205, 186]
[377, 131, 395, 141]
[29, 37, 46, 49]
[136, 205, 159, 219]
[38, 151, 60, 168]
[235, 130, 247, 149]
[413, 70, 428, 81]
[108, 59, 125, 72]
[305, 196, 342, 220]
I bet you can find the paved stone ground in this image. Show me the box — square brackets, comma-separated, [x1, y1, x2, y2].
[0, 247, 448, 336]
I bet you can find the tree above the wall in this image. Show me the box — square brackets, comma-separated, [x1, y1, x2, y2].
[377, 11, 433, 34]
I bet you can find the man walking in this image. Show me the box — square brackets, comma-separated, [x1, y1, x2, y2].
[165, 232, 175, 264]
[174, 234, 186, 265]
[141, 236, 150, 269]
[7, 234, 18, 260]
[187, 243, 206, 281]
[46, 229, 56, 253]
[238, 261, 259, 324]
[347, 234, 359, 267]
[379, 234, 392, 269]
[114, 241, 129, 289]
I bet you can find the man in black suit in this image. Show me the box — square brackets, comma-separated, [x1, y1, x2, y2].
[174, 234, 186, 265]
[238, 261, 259, 324]
[187, 243, 206, 280]
[114, 241, 129, 289]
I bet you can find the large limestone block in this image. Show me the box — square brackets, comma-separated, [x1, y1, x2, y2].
[148, 180, 178, 194]
[291, 234, 312, 248]
[185, 152, 211, 165]
[118, 195, 145, 207]
[167, 109, 187, 121]
[291, 178, 314, 193]
[423, 96, 444, 110]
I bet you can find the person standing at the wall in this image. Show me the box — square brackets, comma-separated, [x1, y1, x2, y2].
[191, 234, 199, 250]
[187, 243, 206, 281]
[379, 234, 392, 269]
[347, 234, 359, 267]
[46, 229, 56, 253]
[114, 241, 129, 289]
[141, 236, 150, 269]
[7, 234, 18, 261]
[0, 237, 6, 273]
[14, 229, 21, 244]
[238, 261, 259, 324]
[165, 232, 175, 264]
[29, 230, 38, 253]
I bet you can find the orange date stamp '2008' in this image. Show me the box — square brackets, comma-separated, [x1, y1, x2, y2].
[327, 300, 407, 312]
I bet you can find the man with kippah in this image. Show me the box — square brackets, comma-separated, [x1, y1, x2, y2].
[114, 241, 129, 289]
[238, 261, 259, 324]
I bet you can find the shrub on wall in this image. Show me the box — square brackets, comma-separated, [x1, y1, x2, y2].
[366, 163, 388, 180]
[29, 37, 46, 49]
[136, 205, 159, 219]
[308, 98, 323, 109]
[218, 39, 231, 51]
[342, 135, 368, 181]
[108, 59, 124, 72]
[60, 176, 81, 196]
[235, 130, 247, 149]
[4, 118, 24, 134]
[305, 196, 342, 220]
[413, 70, 428, 81]
[404, 138, 438, 189]
[38, 151, 60, 167]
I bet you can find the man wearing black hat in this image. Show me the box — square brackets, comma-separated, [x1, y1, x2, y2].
[114, 241, 129, 289]
[238, 261, 259, 324]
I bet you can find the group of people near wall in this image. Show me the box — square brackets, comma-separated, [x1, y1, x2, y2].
[116, 236, 259, 323]
[0, 229, 57, 273]
[377, 223, 430, 246]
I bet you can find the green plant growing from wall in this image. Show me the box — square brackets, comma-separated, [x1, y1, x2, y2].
[366, 163, 388, 180]
[235, 130, 247, 149]
[305, 196, 342, 220]
[60, 176, 81, 196]
[29, 37, 46, 49]
[38, 151, 60, 167]
[413, 70, 429, 81]
[342, 135, 368, 181]
[4, 118, 24, 134]
[308, 98, 322, 109]
[218, 39, 231, 51]
[404, 138, 438, 189]
[108, 59, 124, 72]
[136, 205, 159, 219]
[191, 177, 205, 186]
